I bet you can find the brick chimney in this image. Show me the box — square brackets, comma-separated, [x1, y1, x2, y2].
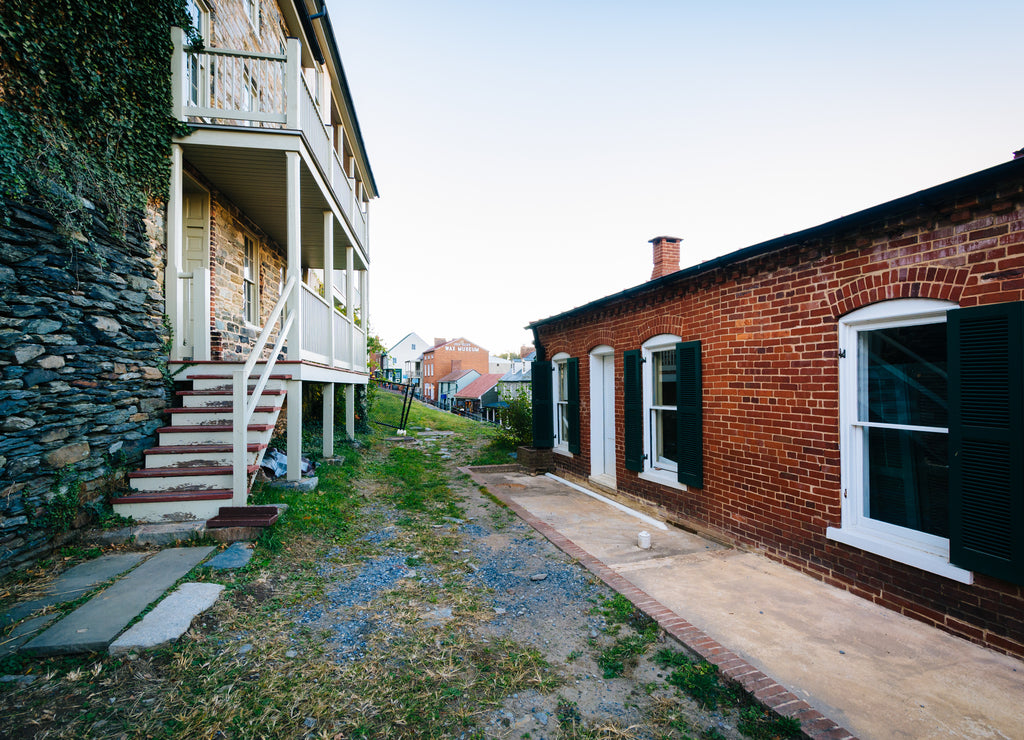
[650, 236, 682, 280]
[433, 337, 447, 347]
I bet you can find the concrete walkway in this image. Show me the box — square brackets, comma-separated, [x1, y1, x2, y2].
[466, 466, 1024, 740]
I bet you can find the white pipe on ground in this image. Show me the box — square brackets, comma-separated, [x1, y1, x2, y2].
[544, 473, 669, 531]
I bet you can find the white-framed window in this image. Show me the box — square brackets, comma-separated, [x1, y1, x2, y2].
[639, 334, 684, 489]
[827, 298, 971, 583]
[184, 0, 210, 108]
[243, 234, 259, 325]
[552, 352, 571, 452]
[243, 0, 259, 31]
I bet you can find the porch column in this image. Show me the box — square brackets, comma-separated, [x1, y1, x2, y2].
[285, 150, 302, 481]
[345, 384, 355, 440]
[346, 245, 355, 368]
[287, 379, 301, 481]
[360, 269, 369, 371]
[165, 143, 184, 361]
[323, 382, 334, 456]
[324, 211, 335, 367]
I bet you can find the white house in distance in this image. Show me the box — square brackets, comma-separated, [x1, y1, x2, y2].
[382, 331, 426, 385]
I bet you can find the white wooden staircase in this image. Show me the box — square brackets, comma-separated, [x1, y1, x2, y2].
[112, 367, 289, 522]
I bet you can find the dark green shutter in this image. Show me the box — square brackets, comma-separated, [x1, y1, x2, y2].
[676, 341, 703, 488]
[567, 357, 581, 454]
[623, 350, 644, 471]
[948, 302, 1024, 585]
[531, 360, 554, 448]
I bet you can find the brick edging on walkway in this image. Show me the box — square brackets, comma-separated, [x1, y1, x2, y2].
[463, 467, 859, 740]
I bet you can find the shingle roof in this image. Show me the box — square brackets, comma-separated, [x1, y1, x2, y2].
[454, 374, 504, 399]
[437, 369, 476, 383]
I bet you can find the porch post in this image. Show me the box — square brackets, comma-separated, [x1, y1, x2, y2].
[345, 384, 355, 440]
[324, 211, 335, 367]
[287, 379, 301, 481]
[360, 269, 369, 371]
[323, 382, 334, 457]
[346, 245, 355, 368]
[285, 38, 300, 130]
[285, 150, 302, 481]
[165, 143, 184, 361]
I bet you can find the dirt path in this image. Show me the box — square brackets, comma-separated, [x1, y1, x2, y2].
[0, 424, 791, 739]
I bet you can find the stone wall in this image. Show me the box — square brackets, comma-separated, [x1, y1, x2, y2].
[0, 198, 169, 574]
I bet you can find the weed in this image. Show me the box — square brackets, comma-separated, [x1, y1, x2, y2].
[737, 706, 802, 739]
[44, 467, 82, 533]
[653, 648, 744, 710]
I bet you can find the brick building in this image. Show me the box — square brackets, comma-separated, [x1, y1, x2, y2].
[420, 338, 489, 402]
[528, 155, 1024, 659]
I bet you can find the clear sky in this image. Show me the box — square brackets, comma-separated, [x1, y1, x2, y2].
[326, 0, 1023, 355]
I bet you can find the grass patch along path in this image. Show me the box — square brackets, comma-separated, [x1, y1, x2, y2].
[0, 395, 796, 739]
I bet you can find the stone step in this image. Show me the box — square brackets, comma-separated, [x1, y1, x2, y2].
[21, 547, 215, 656]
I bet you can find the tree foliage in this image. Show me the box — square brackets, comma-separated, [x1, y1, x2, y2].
[497, 386, 533, 448]
[0, 1, 195, 231]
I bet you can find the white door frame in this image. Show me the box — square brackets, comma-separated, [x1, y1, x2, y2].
[589, 345, 616, 487]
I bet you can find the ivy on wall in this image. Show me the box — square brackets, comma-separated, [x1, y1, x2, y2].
[0, 1, 196, 232]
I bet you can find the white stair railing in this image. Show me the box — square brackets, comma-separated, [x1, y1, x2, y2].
[232, 275, 297, 504]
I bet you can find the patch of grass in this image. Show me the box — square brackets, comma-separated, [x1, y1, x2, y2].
[653, 648, 744, 711]
[375, 446, 465, 521]
[736, 706, 802, 739]
[470, 437, 518, 466]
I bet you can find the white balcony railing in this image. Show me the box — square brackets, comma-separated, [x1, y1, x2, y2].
[298, 282, 365, 371]
[171, 28, 369, 253]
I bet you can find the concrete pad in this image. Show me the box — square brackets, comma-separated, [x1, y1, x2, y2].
[22, 546, 214, 656]
[109, 582, 224, 655]
[2, 553, 148, 626]
[470, 467, 1024, 740]
[205, 542, 253, 570]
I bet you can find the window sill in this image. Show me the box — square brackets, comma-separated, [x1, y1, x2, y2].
[826, 525, 973, 584]
[553, 446, 573, 458]
[638, 469, 687, 492]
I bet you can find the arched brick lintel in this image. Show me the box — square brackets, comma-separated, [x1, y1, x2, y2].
[829, 267, 971, 319]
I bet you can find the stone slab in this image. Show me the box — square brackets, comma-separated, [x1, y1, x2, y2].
[22, 546, 215, 656]
[264, 476, 318, 493]
[109, 582, 224, 655]
[0, 613, 58, 659]
[1, 552, 147, 626]
[205, 542, 253, 570]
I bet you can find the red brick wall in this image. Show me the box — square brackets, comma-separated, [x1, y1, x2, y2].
[536, 182, 1024, 659]
[420, 341, 489, 401]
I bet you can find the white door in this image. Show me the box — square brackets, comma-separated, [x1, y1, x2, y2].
[590, 349, 616, 485]
[181, 192, 209, 359]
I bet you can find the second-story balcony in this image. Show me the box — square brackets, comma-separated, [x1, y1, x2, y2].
[169, 27, 369, 259]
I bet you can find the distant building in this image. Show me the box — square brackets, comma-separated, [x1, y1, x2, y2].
[382, 331, 427, 385]
[420, 337, 489, 402]
[454, 373, 504, 421]
[498, 366, 532, 401]
[489, 355, 512, 374]
[436, 369, 480, 410]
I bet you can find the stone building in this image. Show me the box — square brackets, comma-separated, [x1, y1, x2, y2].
[0, 0, 378, 568]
